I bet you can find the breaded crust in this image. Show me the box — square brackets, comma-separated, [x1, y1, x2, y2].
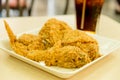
[62, 30, 100, 61]
[4, 19, 101, 68]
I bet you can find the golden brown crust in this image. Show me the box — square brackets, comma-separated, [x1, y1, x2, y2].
[18, 34, 45, 50]
[26, 40, 62, 62]
[4, 21, 45, 56]
[62, 30, 99, 60]
[62, 30, 97, 43]
[4, 19, 101, 68]
[39, 18, 72, 49]
[62, 30, 100, 61]
[4, 20, 16, 44]
[45, 46, 91, 68]
[26, 50, 48, 62]
[11, 41, 28, 56]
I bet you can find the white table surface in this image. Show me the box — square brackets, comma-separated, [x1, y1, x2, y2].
[0, 15, 120, 80]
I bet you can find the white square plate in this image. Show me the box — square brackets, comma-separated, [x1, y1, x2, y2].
[0, 29, 120, 78]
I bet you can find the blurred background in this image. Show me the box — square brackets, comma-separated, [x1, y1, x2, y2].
[0, 0, 120, 22]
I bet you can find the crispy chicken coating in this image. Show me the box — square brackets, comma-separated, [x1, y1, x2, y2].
[62, 30, 100, 61]
[27, 45, 91, 68]
[26, 50, 48, 62]
[4, 19, 101, 69]
[45, 46, 91, 68]
[18, 34, 45, 50]
[39, 18, 72, 49]
[4, 21, 45, 56]
[26, 40, 62, 62]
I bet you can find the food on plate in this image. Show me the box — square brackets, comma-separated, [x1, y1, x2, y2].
[62, 30, 100, 61]
[4, 18, 101, 68]
[18, 34, 45, 50]
[27, 44, 91, 68]
[39, 18, 72, 49]
[4, 20, 44, 56]
[26, 40, 62, 62]
[45, 46, 91, 68]
[27, 50, 47, 62]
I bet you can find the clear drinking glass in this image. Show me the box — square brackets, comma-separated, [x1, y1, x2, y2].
[75, 0, 104, 33]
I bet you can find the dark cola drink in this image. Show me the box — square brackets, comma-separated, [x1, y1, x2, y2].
[75, 0, 104, 33]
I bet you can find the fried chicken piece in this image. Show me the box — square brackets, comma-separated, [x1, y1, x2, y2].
[27, 45, 91, 68]
[26, 50, 48, 62]
[39, 18, 72, 49]
[18, 34, 40, 46]
[45, 46, 91, 68]
[62, 30, 100, 61]
[4, 19, 101, 69]
[4, 20, 45, 56]
[26, 40, 62, 62]
[18, 34, 45, 50]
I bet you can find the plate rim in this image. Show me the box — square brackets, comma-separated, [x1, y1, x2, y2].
[0, 30, 120, 78]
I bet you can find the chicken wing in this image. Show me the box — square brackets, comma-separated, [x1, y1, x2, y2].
[4, 19, 101, 68]
[4, 20, 45, 56]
